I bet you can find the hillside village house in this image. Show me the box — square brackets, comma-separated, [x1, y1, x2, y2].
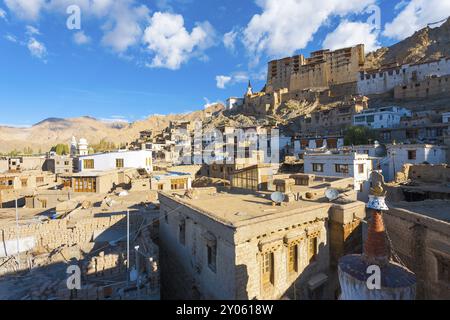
[386, 144, 447, 182]
[303, 151, 373, 200]
[353, 106, 412, 129]
[292, 136, 345, 157]
[78, 150, 153, 173]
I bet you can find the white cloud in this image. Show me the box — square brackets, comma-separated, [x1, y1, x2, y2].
[101, 2, 150, 53]
[73, 31, 91, 45]
[242, 0, 375, 59]
[27, 37, 47, 60]
[216, 75, 232, 89]
[323, 20, 380, 52]
[223, 28, 239, 53]
[203, 97, 223, 109]
[0, 7, 7, 20]
[4, 34, 17, 42]
[4, 0, 45, 21]
[143, 12, 216, 70]
[5, 0, 150, 53]
[383, 0, 450, 40]
[25, 25, 40, 35]
[215, 71, 249, 89]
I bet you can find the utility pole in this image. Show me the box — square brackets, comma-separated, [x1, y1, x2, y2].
[15, 194, 21, 269]
[135, 245, 140, 299]
[126, 209, 130, 285]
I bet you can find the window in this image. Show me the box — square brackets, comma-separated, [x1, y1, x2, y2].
[287, 245, 298, 274]
[312, 163, 324, 172]
[64, 161, 70, 166]
[158, 184, 164, 190]
[83, 159, 94, 169]
[308, 237, 318, 263]
[262, 252, 274, 288]
[21, 179, 28, 187]
[358, 164, 364, 174]
[437, 255, 450, 283]
[179, 220, 186, 245]
[171, 178, 187, 190]
[407, 150, 417, 160]
[36, 177, 44, 184]
[207, 243, 217, 272]
[73, 177, 96, 192]
[116, 158, 124, 168]
[335, 164, 349, 174]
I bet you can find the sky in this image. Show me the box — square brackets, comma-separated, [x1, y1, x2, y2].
[0, 0, 449, 126]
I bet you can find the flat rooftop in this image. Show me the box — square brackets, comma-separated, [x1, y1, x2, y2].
[161, 189, 333, 227]
[390, 200, 450, 223]
[0, 190, 158, 228]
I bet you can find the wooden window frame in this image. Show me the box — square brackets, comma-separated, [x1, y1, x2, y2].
[116, 158, 124, 168]
[261, 252, 275, 289]
[287, 244, 298, 274]
[83, 159, 94, 169]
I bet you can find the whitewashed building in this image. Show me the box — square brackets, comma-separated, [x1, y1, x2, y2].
[293, 137, 345, 157]
[304, 151, 373, 200]
[353, 106, 411, 129]
[385, 144, 447, 182]
[357, 57, 450, 95]
[78, 150, 153, 172]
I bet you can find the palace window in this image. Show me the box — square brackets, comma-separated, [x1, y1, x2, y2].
[335, 164, 349, 174]
[116, 158, 124, 168]
[437, 255, 450, 283]
[207, 242, 217, 273]
[308, 237, 318, 263]
[287, 245, 298, 274]
[262, 252, 274, 288]
[312, 163, 324, 173]
[83, 159, 94, 169]
[408, 150, 417, 160]
[358, 164, 365, 174]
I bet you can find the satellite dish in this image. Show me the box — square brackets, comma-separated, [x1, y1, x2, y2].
[374, 143, 387, 158]
[325, 188, 339, 201]
[271, 192, 285, 204]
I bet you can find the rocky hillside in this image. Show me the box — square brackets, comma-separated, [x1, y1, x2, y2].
[365, 17, 450, 69]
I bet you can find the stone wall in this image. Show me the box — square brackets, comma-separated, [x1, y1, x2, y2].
[383, 207, 450, 299]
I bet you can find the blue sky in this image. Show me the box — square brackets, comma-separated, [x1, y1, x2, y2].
[0, 0, 449, 126]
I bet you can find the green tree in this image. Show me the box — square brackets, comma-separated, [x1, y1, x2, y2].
[344, 126, 378, 146]
[51, 144, 70, 155]
[91, 139, 117, 153]
[23, 147, 33, 155]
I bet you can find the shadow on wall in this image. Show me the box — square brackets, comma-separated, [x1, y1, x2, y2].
[0, 210, 158, 300]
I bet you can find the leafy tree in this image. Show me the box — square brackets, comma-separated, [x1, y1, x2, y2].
[8, 149, 20, 157]
[91, 139, 117, 153]
[51, 144, 70, 155]
[23, 147, 33, 155]
[344, 126, 378, 146]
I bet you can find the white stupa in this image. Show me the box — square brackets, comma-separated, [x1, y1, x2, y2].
[78, 138, 89, 156]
